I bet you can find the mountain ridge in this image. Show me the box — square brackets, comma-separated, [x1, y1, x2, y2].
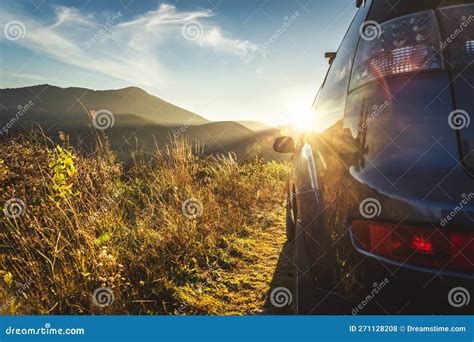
[0, 84, 283, 162]
[0, 84, 209, 127]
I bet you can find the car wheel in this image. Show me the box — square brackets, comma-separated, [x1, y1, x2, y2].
[285, 195, 296, 242]
[296, 226, 342, 315]
[294, 213, 345, 315]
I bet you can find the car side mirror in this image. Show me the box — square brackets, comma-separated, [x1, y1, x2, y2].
[324, 52, 336, 64]
[273, 136, 296, 153]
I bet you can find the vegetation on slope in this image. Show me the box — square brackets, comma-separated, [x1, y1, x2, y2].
[0, 132, 290, 314]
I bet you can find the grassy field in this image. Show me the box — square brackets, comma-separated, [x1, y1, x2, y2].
[0, 132, 292, 315]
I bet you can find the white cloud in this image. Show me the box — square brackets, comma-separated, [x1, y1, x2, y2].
[118, 4, 213, 28]
[0, 3, 261, 89]
[198, 27, 260, 60]
[116, 4, 260, 60]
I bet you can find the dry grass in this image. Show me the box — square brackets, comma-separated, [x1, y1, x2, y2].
[0, 132, 288, 314]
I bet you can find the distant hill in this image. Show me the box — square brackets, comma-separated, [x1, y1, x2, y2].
[0, 84, 286, 163]
[186, 121, 255, 145]
[237, 121, 271, 132]
[0, 84, 208, 126]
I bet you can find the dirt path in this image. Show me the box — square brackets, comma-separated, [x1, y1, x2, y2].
[183, 209, 295, 315]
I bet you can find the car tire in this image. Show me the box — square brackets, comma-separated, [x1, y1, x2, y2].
[294, 210, 344, 315]
[285, 195, 296, 242]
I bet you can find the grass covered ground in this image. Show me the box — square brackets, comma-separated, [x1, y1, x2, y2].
[0, 132, 292, 315]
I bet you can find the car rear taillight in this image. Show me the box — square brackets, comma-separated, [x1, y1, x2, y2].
[351, 220, 474, 274]
[350, 10, 443, 89]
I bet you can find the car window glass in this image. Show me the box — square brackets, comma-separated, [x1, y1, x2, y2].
[313, 0, 372, 131]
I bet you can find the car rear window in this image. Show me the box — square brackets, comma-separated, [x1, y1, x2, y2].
[367, 0, 472, 23]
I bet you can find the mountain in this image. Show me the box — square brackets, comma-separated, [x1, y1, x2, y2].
[0, 84, 286, 163]
[0, 84, 208, 126]
[237, 121, 272, 132]
[186, 121, 255, 145]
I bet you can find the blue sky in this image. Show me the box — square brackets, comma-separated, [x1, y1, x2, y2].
[0, 0, 356, 125]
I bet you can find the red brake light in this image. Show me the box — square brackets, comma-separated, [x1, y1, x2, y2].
[352, 220, 474, 274]
[410, 236, 433, 255]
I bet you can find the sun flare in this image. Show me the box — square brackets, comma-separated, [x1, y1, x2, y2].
[279, 87, 319, 132]
[291, 108, 316, 131]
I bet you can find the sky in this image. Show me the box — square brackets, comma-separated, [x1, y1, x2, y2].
[0, 0, 357, 126]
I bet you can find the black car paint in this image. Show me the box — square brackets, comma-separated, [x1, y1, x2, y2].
[285, 0, 474, 314]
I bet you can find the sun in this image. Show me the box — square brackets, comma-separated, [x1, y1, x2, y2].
[280, 87, 318, 132]
[291, 108, 316, 131]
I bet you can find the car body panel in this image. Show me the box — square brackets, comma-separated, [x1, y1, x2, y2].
[450, 69, 474, 175]
[286, 0, 474, 315]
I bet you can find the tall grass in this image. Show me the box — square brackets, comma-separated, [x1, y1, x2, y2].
[0, 132, 287, 314]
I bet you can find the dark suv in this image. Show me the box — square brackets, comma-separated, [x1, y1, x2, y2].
[274, 0, 474, 314]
